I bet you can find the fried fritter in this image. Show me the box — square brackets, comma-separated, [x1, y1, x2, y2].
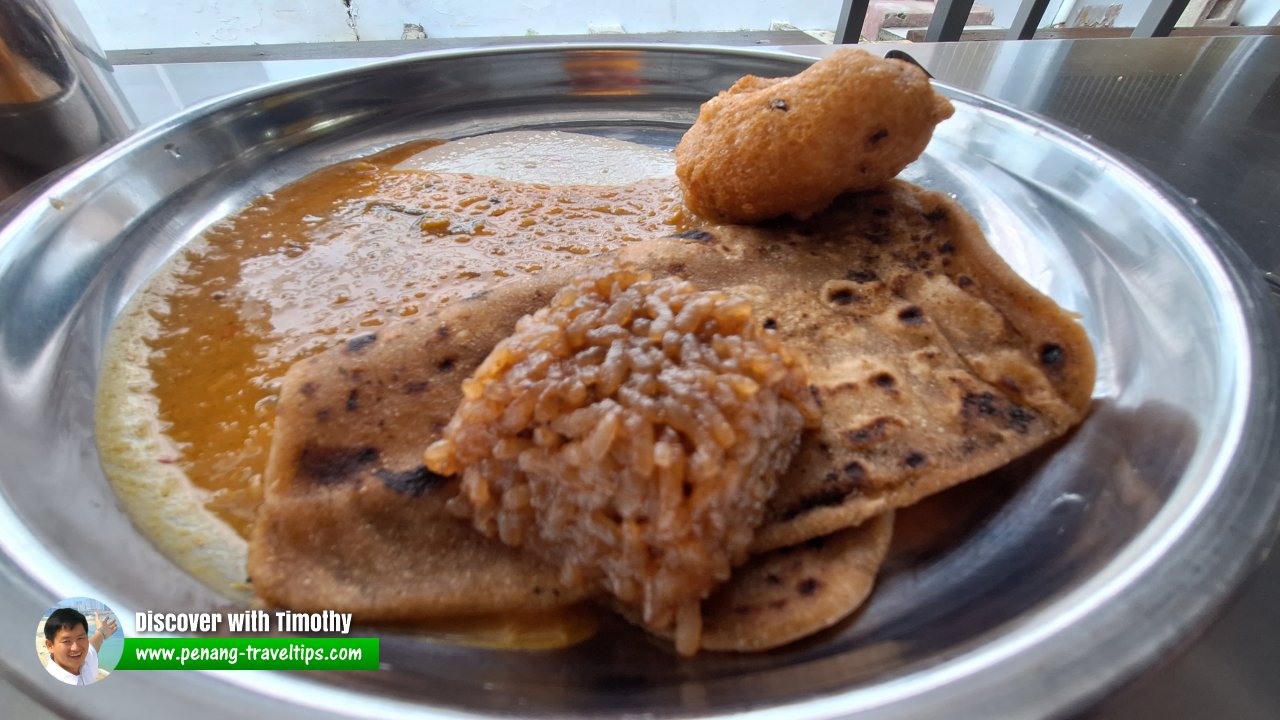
[675, 49, 954, 223]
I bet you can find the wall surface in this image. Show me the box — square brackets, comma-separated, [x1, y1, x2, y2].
[1237, 0, 1280, 23]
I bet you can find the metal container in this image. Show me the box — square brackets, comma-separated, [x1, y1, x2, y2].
[0, 0, 134, 202]
[1, 45, 1278, 719]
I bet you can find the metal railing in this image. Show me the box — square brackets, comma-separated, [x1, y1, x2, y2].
[837, 0, 1195, 43]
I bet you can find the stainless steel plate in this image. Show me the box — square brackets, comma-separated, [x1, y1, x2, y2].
[2, 45, 1278, 719]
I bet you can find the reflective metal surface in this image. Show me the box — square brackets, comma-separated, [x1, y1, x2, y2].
[784, 50, 1280, 718]
[2, 45, 1279, 719]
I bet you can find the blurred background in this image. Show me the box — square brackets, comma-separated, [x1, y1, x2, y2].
[66, 0, 1280, 49]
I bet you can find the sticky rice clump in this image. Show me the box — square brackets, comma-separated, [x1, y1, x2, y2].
[425, 265, 819, 654]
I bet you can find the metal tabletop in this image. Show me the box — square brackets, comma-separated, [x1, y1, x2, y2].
[7, 35, 1277, 719]
[811, 38, 1280, 719]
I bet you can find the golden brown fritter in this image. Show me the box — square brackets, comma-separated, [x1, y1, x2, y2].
[675, 49, 955, 223]
[425, 266, 819, 655]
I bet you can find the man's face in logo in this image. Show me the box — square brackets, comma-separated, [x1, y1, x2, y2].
[46, 624, 88, 674]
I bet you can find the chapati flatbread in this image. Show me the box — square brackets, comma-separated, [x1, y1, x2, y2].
[248, 281, 593, 618]
[619, 180, 1094, 551]
[698, 513, 893, 651]
[250, 178, 1093, 640]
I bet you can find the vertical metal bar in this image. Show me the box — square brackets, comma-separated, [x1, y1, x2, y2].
[1134, 0, 1191, 37]
[924, 0, 977, 42]
[1005, 0, 1052, 40]
[835, 0, 872, 44]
